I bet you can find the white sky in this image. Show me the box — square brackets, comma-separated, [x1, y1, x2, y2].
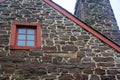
[52, 0, 120, 29]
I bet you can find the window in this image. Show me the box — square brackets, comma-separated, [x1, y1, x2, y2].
[10, 22, 41, 49]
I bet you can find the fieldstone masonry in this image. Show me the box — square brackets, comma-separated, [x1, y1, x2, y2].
[74, 0, 120, 46]
[0, 0, 119, 80]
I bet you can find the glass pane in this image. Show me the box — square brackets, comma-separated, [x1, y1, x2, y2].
[27, 29, 35, 34]
[18, 35, 26, 40]
[27, 35, 34, 40]
[27, 41, 34, 46]
[18, 41, 25, 46]
[18, 29, 26, 34]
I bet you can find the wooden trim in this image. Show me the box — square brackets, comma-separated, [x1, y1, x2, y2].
[44, 0, 120, 52]
[10, 22, 41, 50]
[0, 0, 5, 3]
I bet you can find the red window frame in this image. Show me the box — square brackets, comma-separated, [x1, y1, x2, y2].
[10, 22, 41, 49]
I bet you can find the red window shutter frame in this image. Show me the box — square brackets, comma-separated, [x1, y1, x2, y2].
[10, 22, 42, 50]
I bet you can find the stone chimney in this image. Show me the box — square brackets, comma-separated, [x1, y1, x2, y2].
[74, 0, 119, 31]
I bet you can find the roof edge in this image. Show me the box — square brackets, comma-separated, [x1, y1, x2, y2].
[44, 0, 120, 53]
[0, 0, 5, 3]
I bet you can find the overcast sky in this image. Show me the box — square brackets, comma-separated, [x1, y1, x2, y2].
[52, 0, 120, 29]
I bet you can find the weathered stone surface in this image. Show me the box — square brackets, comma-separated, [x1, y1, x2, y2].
[53, 57, 62, 64]
[80, 62, 96, 68]
[42, 75, 57, 80]
[62, 45, 78, 51]
[90, 75, 100, 80]
[95, 68, 106, 75]
[19, 9, 31, 14]
[43, 46, 57, 52]
[42, 55, 52, 63]
[75, 0, 120, 46]
[101, 75, 116, 80]
[93, 57, 114, 62]
[83, 69, 93, 74]
[59, 74, 74, 80]
[0, 0, 119, 80]
[10, 50, 28, 57]
[29, 50, 44, 56]
[0, 56, 26, 63]
[1, 62, 16, 74]
[27, 18, 37, 22]
[97, 62, 115, 67]
[107, 69, 120, 75]
[74, 74, 88, 80]
[68, 58, 80, 64]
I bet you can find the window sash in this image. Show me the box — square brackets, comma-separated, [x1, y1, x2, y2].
[17, 28, 35, 46]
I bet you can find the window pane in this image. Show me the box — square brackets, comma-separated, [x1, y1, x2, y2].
[27, 29, 35, 34]
[18, 35, 26, 40]
[18, 41, 25, 46]
[18, 29, 26, 34]
[27, 41, 34, 46]
[27, 35, 34, 40]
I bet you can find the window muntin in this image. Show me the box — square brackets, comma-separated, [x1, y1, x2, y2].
[17, 28, 35, 47]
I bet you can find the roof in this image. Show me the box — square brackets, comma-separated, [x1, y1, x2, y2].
[0, 0, 5, 3]
[44, 0, 120, 53]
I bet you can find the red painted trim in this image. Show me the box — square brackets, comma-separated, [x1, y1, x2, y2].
[10, 22, 41, 50]
[0, 0, 5, 3]
[44, 0, 120, 52]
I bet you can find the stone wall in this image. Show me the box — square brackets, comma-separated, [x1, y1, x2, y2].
[0, 0, 120, 80]
[74, 0, 120, 46]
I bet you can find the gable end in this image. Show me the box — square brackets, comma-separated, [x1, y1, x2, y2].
[44, 0, 120, 53]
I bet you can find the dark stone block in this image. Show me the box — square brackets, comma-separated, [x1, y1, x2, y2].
[2, 9, 11, 15]
[83, 69, 93, 74]
[68, 58, 81, 64]
[47, 65, 58, 73]
[70, 36, 77, 41]
[80, 62, 95, 68]
[42, 75, 57, 80]
[97, 62, 115, 67]
[101, 75, 116, 80]
[27, 18, 37, 22]
[62, 45, 78, 51]
[95, 68, 105, 75]
[42, 55, 52, 63]
[93, 57, 114, 62]
[57, 25, 65, 29]
[59, 74, 74, 80]
[10, 50, 28, 57]
[43, 46, 57, 52]
[0, 56, 26, 63]
[0, 7, 7, 11]
[90, 75, 100, 80]
[74, 74, 88, 80]
[107, 69, 120, 75]
[10, 3, 21, 9]
[1, 62, 16, 74]
[19, 9, 31, 14]
[53, 57, 62, 64]
[29, 50, 44, 56]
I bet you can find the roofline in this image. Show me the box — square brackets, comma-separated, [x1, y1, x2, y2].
[0, 0, 5, 3]
[44, 0, 120, 53]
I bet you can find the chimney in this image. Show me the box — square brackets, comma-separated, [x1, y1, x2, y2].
[74, 0, 119, 31]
